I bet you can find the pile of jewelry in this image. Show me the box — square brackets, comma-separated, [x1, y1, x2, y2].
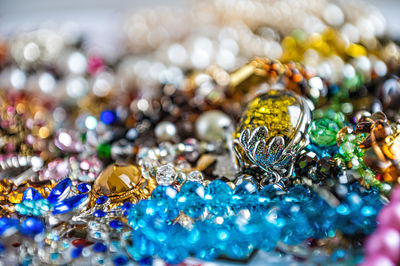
[1, 0, 400, 265]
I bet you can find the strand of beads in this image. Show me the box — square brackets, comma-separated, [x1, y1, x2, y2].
[362, 186, 400, 266]
[127, 179, 384, 264]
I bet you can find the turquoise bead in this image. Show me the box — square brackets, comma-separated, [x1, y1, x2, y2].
[232, 181, 258, 212]
[205, 180, 233, 216]
[177, 181, 206, 219]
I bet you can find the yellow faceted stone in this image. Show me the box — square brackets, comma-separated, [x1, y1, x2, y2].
[235, 89, 303, 142]
[8, 191, 23, 204]
[93, 163, 145, 196]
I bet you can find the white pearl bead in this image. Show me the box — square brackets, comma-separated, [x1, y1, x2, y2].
[195, 110, 232, 142]
[155, 121, 177, 142]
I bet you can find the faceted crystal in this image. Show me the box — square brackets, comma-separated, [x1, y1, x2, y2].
[47, 178, 72, 203]
[93, 163, 145, 196]
[177, 181, 206, 219]
[52, 194, 89, 215]
[155, 164, 176, 186]
[22, 187, 43, 201]
[205, 180, 233, 216]
[309, 118, 340, 146]
[186, 170, 204, 183]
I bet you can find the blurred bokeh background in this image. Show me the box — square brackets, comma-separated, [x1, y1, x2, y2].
[1, 0, 399, 58]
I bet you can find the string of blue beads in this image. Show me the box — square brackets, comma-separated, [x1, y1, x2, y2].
[127, 180, 384, 264]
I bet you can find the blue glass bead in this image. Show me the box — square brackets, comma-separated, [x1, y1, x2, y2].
[93, 210, 107, 218]
[71, 248, 82, 259]
[77, 183, 91, 193]
[52, 194, 89, 215]
[223, 214, 259, 259]
[100, 110, 116, 125]
[151, 186, 179, 221]
[93, 242, 107, 253]
[47, 178, 72, 203]
[122, 202, 133, 211]
[157, 224, 189, 264]
[128, 231, 157, 261]
[151, 185, 177, 200]
[129, 200, 167, 239]
[177, 181, 206, 219]
[328, 84, 340, 95]
[19, 217, 44, 236]
[96, 196, 109, 205]
[205, 180, 233, 216]
[257, 211, 281, 251]
[113, 255, 128, 266]
[50, 253, 59, 261]
[232, 181, 258, 212]
[138, 257, 153, 266]
[284, 185, 311, 202]
[279, 203, 313, 245]
[109, 219, 124, 229]
[303, 194, 337, 239]
[258, 184, 284, 208]
[346, 192, 363, 211]
[187, 223, 219, 261]
[23, 187, 43, 201]
[0, 243, 5, 254]
[0, 218, 19, 236]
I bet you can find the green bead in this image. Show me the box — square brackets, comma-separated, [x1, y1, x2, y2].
[310, 118, 340, 146]
[341, 141, 355, 154]
[97, 143, 111, 158]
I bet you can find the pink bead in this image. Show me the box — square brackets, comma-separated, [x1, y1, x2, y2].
[365, 227, 400, 263]
[390, 186, 400, 202]
[378, 202, 400, 230]
[361, 255, 396, 266]
[87, 56, 104, 76]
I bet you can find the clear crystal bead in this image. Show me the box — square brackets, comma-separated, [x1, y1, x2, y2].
[156, 164, 176, 185]
[138, 158, 159, 179]
[186, 170, 204, 183]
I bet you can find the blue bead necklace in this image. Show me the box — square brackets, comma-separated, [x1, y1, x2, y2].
[127, 180, 384, 264]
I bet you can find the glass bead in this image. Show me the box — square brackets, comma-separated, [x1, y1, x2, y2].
[19, 217, 44, 236]
[205, 180, 233, 216]
[93, 242, 107, 253]
[93, 209, 107, 218]
[309, 118, 340, 146]
[77, 183, 91, 193]
[47, 178, 72, 203]
[186, 170, 204, 183]
[155, 164, 176, 186]
[177, 181, 206, 219]
[113, 255, 129, 266]
[232, 181, 258, 212]
[22, 187, 43, 201]
[97, 143, 111, 158]
[109, 220, 124, 229]
[100, 110, 116, 125]
[52, 194, 89, 215]
[71, 248, 82, 259]
[96, 196, 108, 205]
